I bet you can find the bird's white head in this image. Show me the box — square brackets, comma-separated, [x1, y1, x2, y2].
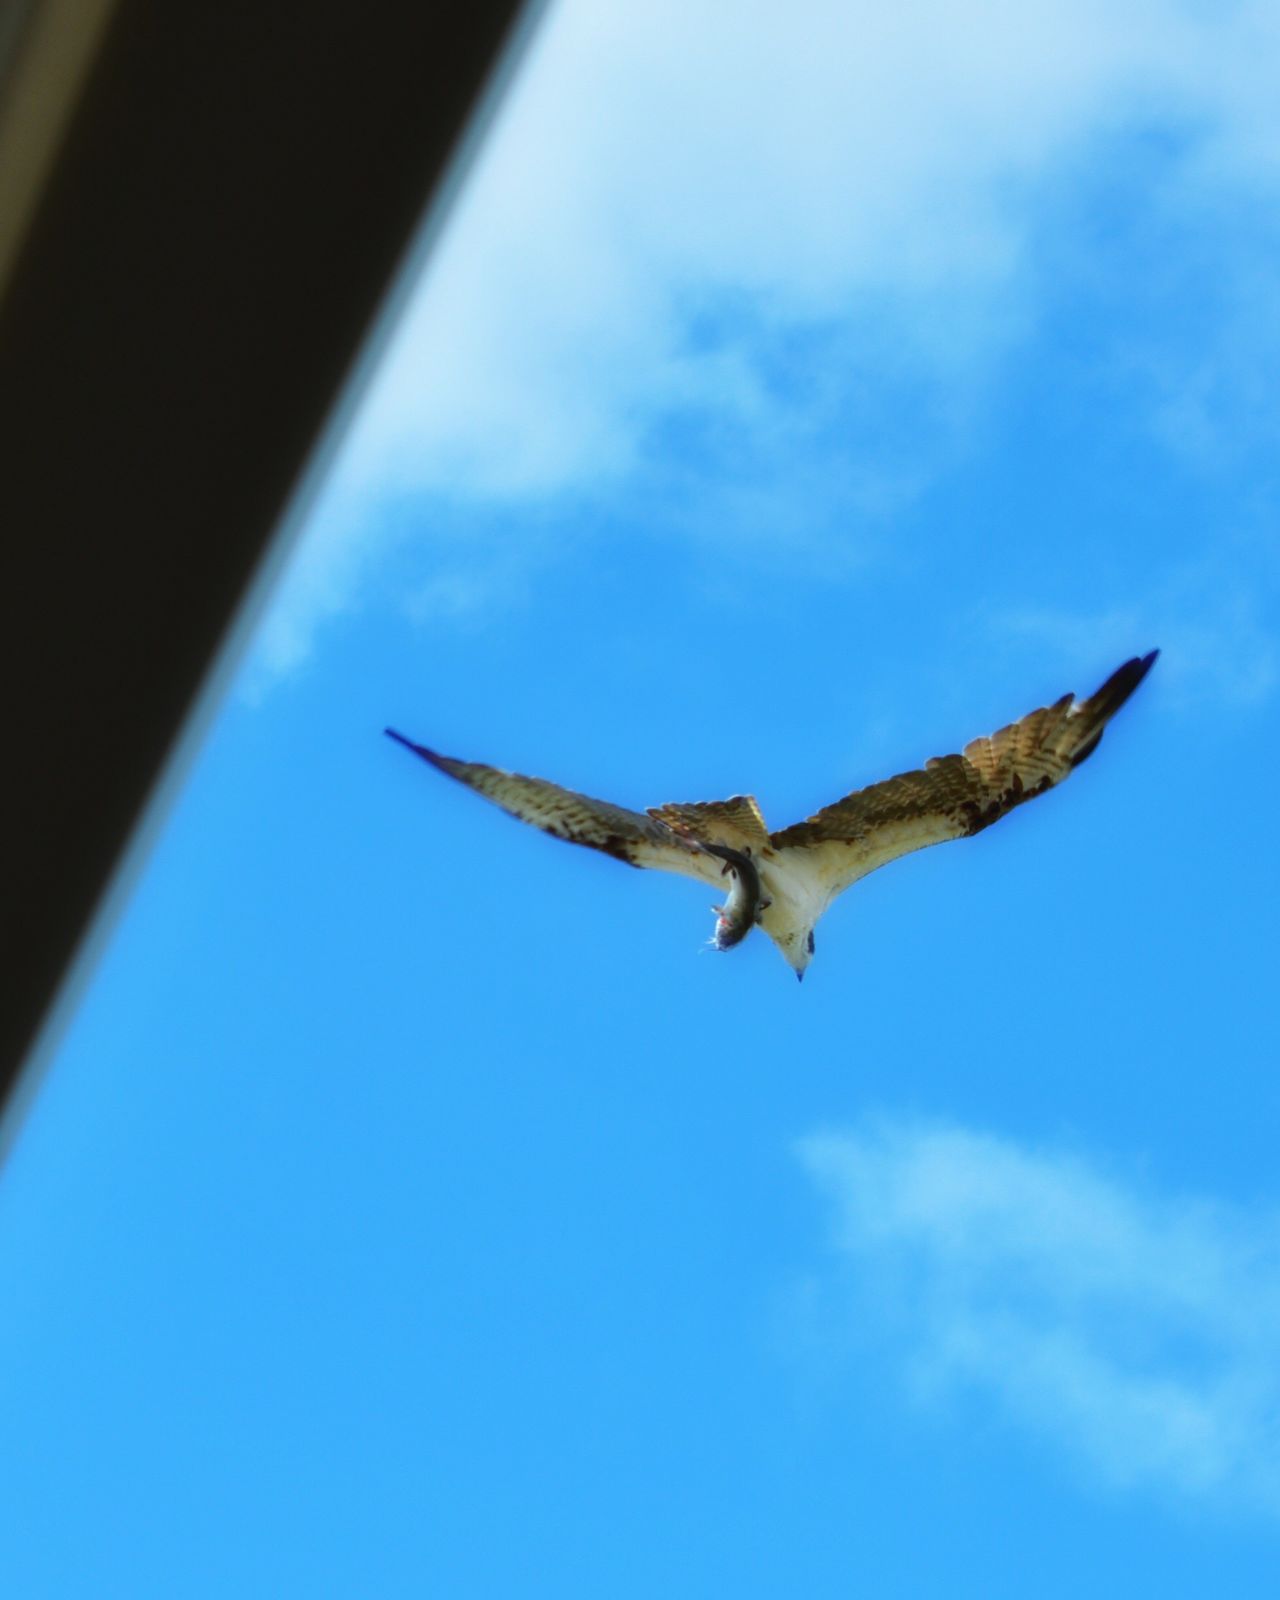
[776, 926, 816, 983]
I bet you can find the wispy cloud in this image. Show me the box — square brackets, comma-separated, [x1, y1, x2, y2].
[799, 1119, 1280, 1511]
[990, 548, 1279, 710]
[258, 0, 1280, 673]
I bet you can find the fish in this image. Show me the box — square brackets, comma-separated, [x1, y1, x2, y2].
[697, 841, 768, 951]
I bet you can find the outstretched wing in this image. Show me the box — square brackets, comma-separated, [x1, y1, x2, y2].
[770, 652, 1157, 902]
[385, 731, 729, 888]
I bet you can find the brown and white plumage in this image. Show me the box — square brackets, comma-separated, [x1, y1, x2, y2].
[386, 651, 1157, 979]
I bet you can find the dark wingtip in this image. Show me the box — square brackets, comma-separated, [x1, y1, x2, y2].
[384, 728, 440, 764]
[1089, 650, 1160, 720]
[1068, 650, 1158, 769]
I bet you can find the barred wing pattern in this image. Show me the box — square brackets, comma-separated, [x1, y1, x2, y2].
[384, 732, 728, 888]
[769, 651, 1158, 901]
[648, 796, 772, 856]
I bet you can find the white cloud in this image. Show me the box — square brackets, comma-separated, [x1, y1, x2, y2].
[259, 0, 1280, 672]
[799, 1119, 1280, 1510]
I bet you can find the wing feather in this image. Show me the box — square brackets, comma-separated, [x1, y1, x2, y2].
[647, 795, 772, 857]
[770, 652, 1157, 901]
[385, 732, 727, 887]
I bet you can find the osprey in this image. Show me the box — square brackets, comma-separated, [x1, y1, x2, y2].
[387, 652, 1156, 981]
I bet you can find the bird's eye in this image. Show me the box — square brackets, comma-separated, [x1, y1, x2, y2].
[806, 931, 815, 955]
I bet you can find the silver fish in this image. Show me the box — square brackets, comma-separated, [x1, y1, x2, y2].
[698, 842, 768, 951]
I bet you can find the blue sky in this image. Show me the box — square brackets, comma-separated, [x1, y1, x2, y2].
[4, 0, 1280, 1592]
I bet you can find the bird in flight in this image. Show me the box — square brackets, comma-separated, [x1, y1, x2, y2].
[387, 652, 1156, 981]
